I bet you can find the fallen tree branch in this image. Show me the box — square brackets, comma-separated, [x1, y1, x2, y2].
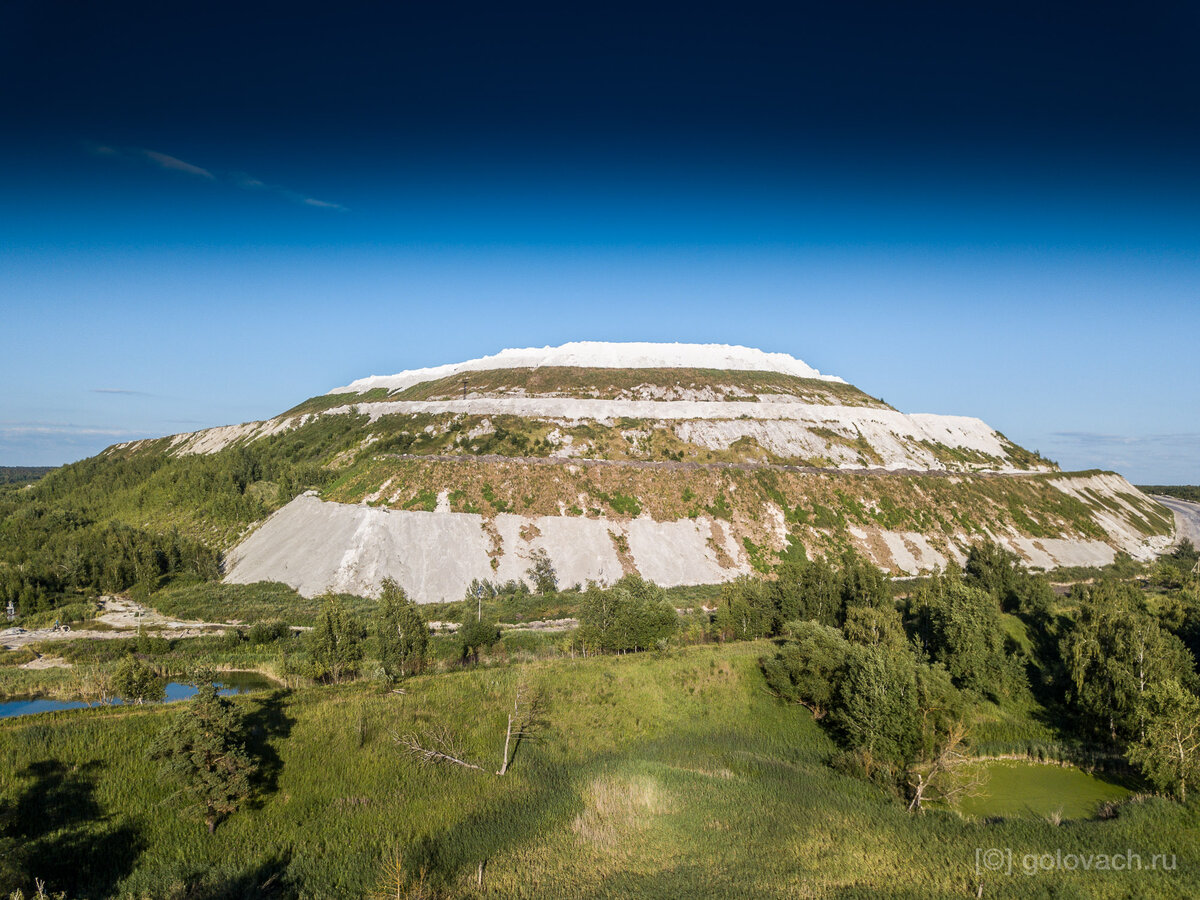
[395, 725, 486, 772]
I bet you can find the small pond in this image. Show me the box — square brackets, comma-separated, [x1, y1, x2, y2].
[956, 759, 1134, 820]
[0, 672, 275, 719]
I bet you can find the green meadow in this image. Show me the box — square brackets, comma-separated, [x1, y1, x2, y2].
[956, 759, 1134, 821]
[2, 641, 1197, 900]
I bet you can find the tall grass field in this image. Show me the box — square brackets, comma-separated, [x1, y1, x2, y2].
[2, 641, 1197, 899]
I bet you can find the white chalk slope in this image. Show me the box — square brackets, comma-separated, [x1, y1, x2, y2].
[328, 341, 845, 394]
[224, 474, 1172, 602]
[113, 340, 1047, 473]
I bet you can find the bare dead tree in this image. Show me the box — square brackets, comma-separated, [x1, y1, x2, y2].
[396, 676, 545, 777]
[395, 724, 487, 772]
[908, 720, 982, 812]
[498, 678, 544, 775]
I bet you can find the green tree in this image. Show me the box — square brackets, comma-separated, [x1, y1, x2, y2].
[459, 616, 501, 664]
[375, 578, 428, 681]
[837, 550, 891, 617]
[771, 557, 842, 627]
[110, 655, 165, 705]
[1127, 679, 1200, 802]
[715, 575, 774, 641]
[842, 604, 909, 653]
[761, 620, 849, 717]
[909, 574, 1021, 699]
[526, 548, 558, 594]
[577, 576, 677, 653]
[307, 594, 366, 683]
[830, 644, 921, 780]
[1061, 581, 1197, 739]
[149, 682, 256, 834]
[963, 540, 1022, 610]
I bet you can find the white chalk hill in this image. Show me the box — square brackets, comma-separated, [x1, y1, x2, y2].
[117, 342, 1172, 601]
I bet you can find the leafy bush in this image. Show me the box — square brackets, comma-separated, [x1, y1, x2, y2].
[577, 575, 678, 653]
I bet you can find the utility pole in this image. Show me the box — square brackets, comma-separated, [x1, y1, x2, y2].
[462, 375, 469, 400]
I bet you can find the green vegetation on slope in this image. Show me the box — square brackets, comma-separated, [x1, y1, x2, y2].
[387, 366, 895, 407]
[0, 466, 55, 486]
[3, 642, 1199, 899]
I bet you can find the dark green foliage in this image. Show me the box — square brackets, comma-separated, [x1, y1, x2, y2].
[246, 619, 292, 645]
[760, 620, 849, 717]
[715, 551, 890, 640]
[1060, 580, 1198, 740]
[526, 547, 558, 594]
[0, 509, 218, 618]
[829, 643, 922, 781]
[714, 576, 774, 640]
[1127, 679, 1200, 802]
[375, 578, 428, 681]
[111, 655, 165, 704]
[303, 594, 366, 683]
[0, 467, 54, 486]
[963, 540, 1023, 610]
[1149, 540, 1200, 590]
[908, 572, 1025, 700]
[149, 682, 256, 834]
[458, 616, 501, 663]
[764, 609, 971, 796]
[841, 603, 909, 653]
[1161, 583, 1200, 666]
[771, 559, 842, 627]
[577, 575, 678, 653]
[0, 413, 370, 618]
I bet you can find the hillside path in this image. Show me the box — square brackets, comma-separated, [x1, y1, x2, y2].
[1153, 496, 1200, 548]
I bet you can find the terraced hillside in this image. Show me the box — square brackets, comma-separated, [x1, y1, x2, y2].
[94, 343, 1173, 602]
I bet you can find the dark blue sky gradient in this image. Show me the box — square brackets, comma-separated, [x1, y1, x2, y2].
[3, 1, 1198, 480]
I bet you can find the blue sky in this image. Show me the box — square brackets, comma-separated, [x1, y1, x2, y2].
[2, 2, 1198, 482]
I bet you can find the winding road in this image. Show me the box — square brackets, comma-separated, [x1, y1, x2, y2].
[1152, 495, 1200, 548]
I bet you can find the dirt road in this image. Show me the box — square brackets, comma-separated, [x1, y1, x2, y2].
[1, 596, 228, 651]
[1152, 495, 1200, 549]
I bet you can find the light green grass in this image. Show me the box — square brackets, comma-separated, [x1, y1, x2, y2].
[1, 642, 1198, 899]
[957, 760, 1134, 821]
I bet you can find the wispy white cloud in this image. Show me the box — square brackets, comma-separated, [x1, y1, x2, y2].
[89, 143, 346, 211]
[0, 422, 136, 438]
[1049, 431, 1200, 449]
[1036, 430, 1200, 483]
[90, 388, 153, 396]
[230, 170, 349, 212]
[140, 149, 215, 180]
[302, 196, 348, 211]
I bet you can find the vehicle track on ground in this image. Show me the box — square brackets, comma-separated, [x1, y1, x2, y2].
[1152, 496, 1200, 548]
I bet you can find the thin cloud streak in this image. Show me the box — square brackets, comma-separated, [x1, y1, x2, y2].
[230, 169, 349, 212]
[0, 423, 137, 437]
[1049, 431, 1200, 448]
[1035, 431, 1200, 483]
[140, 149, 215, 179]
[89, 143, 346, 211]
[90, 388, 153, 396]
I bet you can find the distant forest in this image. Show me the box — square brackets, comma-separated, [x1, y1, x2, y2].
[1139, 485, 1200, 503]
[0, 467, 55, 486]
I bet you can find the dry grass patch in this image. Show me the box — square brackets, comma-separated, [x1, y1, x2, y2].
[572, 773, 672, 849]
